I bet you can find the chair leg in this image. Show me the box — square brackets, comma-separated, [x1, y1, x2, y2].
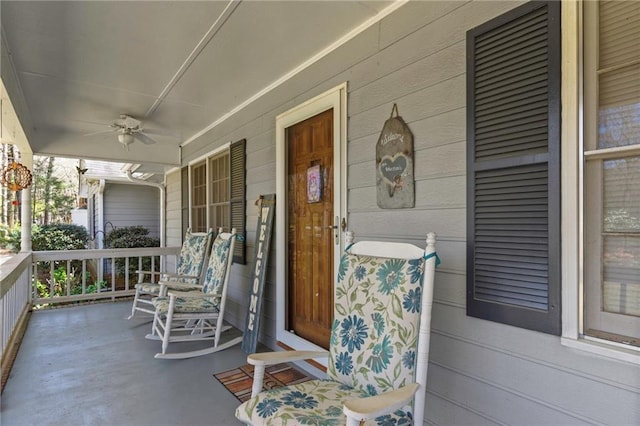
[161, 297, 176, 355]
[128, 288, 141, 319]
[151, 309, 159, 336]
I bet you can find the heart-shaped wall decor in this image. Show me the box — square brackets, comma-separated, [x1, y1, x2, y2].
[379, 154, 408, 186]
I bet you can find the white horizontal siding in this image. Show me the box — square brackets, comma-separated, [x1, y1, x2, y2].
[166, 1, 640, 424]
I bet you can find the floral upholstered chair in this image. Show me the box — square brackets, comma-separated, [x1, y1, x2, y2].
[128, 228, 214, 319]
[236, 232, 439, 426]
[145, 229, 241, 359]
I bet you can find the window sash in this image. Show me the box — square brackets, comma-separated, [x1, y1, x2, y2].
[208, 152, 230, 231]
[583, 0, 640, 346]
[190, 161, 207, 233]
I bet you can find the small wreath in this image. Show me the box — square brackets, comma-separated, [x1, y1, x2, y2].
[1, 162, 33, 191]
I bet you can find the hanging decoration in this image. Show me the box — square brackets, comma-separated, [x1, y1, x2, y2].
[1, 161, 33, 191]
[376, 103, 415, 209]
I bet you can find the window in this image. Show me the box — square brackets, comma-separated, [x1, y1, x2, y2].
[188, 139, 246, 264]
[583, 1, 640, 347]
[466, 1, 561, 335]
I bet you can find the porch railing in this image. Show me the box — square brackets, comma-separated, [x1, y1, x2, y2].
[31, 247, 179, 306]
[1, 246, 179, 389]
[0, 247, 180, 371]
[1, 253, 32, 374]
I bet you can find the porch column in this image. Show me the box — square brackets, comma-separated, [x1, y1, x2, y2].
[20, 152, 33, 253]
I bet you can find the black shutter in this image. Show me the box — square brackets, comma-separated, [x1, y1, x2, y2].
[230, 139, 246, 264]
[466, 1, 561, 335]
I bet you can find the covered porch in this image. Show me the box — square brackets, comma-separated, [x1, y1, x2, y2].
[2, 1, 640, 424]
[2, 300, 247, 425]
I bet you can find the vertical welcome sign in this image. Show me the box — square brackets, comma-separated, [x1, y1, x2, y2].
[242, 194, 276, 354]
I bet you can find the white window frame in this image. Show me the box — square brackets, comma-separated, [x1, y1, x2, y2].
[187, 143, 230, 232]
[560, 0, 640, 365]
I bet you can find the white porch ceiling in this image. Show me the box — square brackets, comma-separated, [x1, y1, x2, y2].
[1, 0, 396, 174]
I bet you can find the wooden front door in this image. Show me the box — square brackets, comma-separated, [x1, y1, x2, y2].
[287, 108, 334, 349]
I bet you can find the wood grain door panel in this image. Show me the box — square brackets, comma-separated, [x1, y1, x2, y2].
[287, 108, 334, 349]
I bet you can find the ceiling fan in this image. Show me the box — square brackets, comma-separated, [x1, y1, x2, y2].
[85, 114, 161, 150]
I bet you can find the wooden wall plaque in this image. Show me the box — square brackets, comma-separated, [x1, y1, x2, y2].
[376, 104, 415, 209]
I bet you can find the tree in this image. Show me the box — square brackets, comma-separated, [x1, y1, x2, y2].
[30, 156, 76, 225]
[43, 157, 54, 225]
[0, 144, 21, 227]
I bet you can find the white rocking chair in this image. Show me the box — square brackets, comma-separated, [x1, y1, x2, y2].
[235, 232, 438, 426]
[145, 229, 241, 359]
[128, 228, 214, 319]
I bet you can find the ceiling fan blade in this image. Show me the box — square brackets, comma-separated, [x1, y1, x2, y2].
[134, 132, 157, 145]
[138, 127, 179, 138]
[83, 129, 115, 137]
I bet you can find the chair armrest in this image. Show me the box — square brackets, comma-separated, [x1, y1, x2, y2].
[159, 280, 204, 291]
[247, 351, 328, 398]
[248, 350, 329, 366]
[161, 272, 200, 281]
[166, 289, 205, 298]
[135, 270, 162, 276]
[136, 271, 199, 281]
[343, 383, 419, 422]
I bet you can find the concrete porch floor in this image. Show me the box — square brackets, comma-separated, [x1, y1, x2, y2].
[1, 301, 249, 425]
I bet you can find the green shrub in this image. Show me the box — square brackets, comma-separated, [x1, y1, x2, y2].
[0, 223, 22, 252]
[104, 226, 159, 277]
[0, 223, 88, 252]
[104, 226, 159, 249]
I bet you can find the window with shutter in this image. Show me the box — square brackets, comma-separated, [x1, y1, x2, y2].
[583, 0, 640, 347]
[467, 1, 561, 335]
[186, 139, 246, 264]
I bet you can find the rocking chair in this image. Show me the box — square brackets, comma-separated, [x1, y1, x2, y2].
[128, 228, 214, 319]
[145, 229, 241, 359]
[236, 232, 438, 426]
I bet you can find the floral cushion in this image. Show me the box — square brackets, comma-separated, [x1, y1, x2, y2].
[134, 282, 162, 294]
[134, 282, 201, 294]
[150, 235, 232, 315]
[328, 253, 425, 398]
[135, 229, 212, 293]
[202, 235, 232, 295]
[152, 295, 219, 314]
[235, 379, 412, 425]
[174, 229, 212, 284]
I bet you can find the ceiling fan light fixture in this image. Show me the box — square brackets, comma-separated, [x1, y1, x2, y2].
[118, 132, 134, 146]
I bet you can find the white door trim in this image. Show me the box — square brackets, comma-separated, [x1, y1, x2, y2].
[275, 83, 347, 356]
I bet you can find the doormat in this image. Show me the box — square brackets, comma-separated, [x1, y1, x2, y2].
[214, 363, 314, 402]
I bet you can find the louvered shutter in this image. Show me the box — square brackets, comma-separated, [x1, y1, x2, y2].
[230, 139, 246, 264]
[466, 1, 561, 335]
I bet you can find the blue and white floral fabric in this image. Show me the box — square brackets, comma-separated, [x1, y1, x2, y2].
[173, 229, 212, 284]
[134, 229, 211, 294]
[152, 234, 232, 315]
[202, 235, 232, 296]
[152, 294, 219, 314]
[236, 252, 425, 425]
